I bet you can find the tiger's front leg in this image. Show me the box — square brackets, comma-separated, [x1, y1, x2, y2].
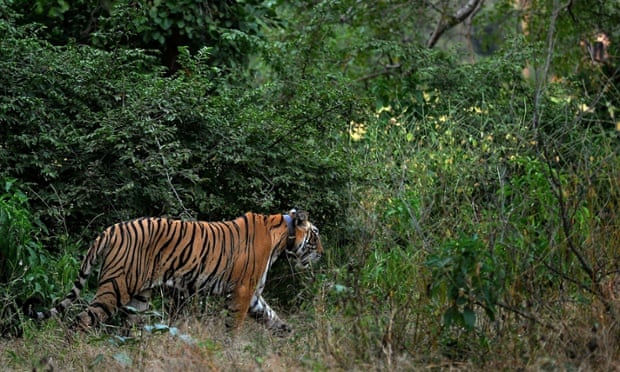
[248, 295, 292, 336]
[74, 279, 130, 330]
[225, 284, 253, 331]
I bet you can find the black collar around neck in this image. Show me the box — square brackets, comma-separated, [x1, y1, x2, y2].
[283, 214, 296, 250]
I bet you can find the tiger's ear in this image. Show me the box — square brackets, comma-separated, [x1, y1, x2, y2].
[291, 208, 308, 228]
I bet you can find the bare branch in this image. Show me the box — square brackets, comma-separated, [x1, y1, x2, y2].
[355, 63, 402, 82]
[531, 0, 619, 322]
[426, 0, 485, 48]
[496, 301, 559, 331]
[532, 0, 574, 130]
[151, 123, 194, 220]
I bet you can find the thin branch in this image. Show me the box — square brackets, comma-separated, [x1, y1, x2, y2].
[534, 0, 595, 281]
[355, 63, 402, 82]
[543, 260, 596, 296]
[496, 301, 559, 331]
[532, 0, 575, 130]
[426, 0, 484, 48]
[544, 156, 594, 279]
[266, 101, 347, 149]
[151, 124, 193, 220]
[531, 0, 619, 322]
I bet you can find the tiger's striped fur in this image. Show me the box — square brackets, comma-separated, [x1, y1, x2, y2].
[26, 209, 322, 334]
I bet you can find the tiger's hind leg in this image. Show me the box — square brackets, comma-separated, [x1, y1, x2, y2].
[121, 289, 152, 330]
[248, 295, 292, 336]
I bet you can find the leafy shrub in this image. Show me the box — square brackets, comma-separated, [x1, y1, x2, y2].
[9, 0, 276, 75]
[0, 179, 47, 285]
[0, 19, 354, 247]
[319, 37, 620, 364]
[426, 235, 502, 332]
[0, 179, 80, 337]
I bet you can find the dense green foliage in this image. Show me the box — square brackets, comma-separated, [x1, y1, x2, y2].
[8, 0, 276, 73]
[0, 179, 79, 337]
[0, 17, 351, 239]
[1, 0, 620, 369]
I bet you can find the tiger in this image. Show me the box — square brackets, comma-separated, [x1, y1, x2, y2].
[25, 208, 322, 335]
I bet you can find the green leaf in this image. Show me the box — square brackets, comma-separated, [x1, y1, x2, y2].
[113, 352, 132, 367]
[443, 305, 461, 328]
[463, 307, 476, 330]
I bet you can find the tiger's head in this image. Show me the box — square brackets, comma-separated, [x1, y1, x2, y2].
[284, 209, 323, 269]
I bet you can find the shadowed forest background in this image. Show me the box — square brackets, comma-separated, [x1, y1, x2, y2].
[1, 0, 620, 370]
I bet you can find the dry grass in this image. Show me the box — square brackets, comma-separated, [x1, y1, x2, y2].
[0, 314, 338, 372]
[0, 307, 620, 372]
[1, 300, 620, 371]
[2, 282, 620, 371]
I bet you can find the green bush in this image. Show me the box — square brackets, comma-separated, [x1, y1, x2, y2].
[426, 235, 502, 332]
[0, 179, 80, 337]
[321, 38, 620, 363]
[0, 179, 79, 297]
[0, 19, 354, 245]
[0, 179, 44, 284]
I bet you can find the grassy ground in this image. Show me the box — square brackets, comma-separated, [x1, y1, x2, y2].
[0, 315, 339, 372]
[2, 301, 619, 371]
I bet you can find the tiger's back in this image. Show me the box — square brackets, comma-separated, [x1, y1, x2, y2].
[26, 209, 322, 334]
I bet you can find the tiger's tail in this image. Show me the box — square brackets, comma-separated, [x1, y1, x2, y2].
[24, 229, 111, 321]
